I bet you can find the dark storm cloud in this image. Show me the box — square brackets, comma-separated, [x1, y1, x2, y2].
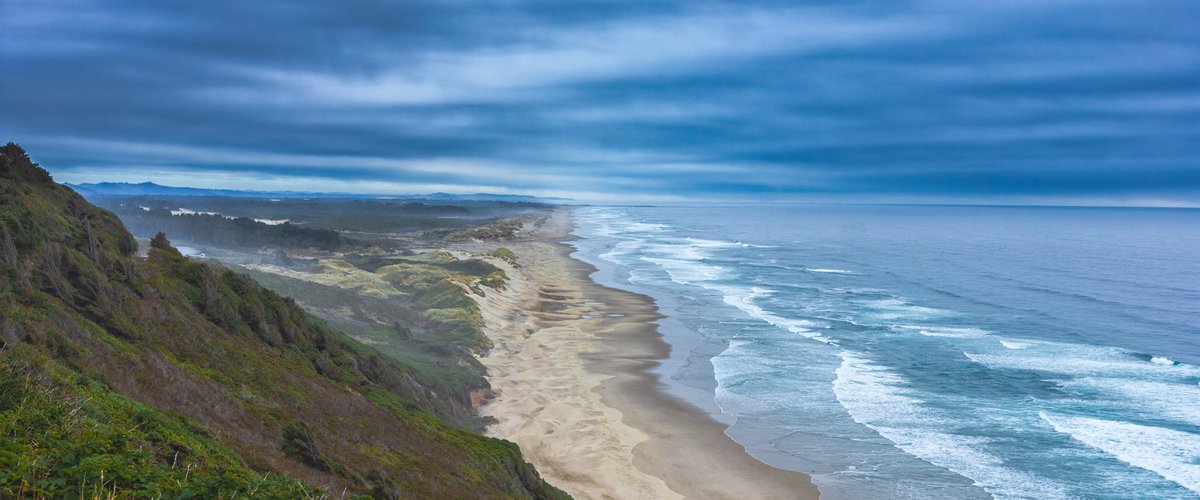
[2, 0, 1197, 203]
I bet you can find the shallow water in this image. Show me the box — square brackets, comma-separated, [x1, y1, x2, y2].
[569, 204, 1200, 500]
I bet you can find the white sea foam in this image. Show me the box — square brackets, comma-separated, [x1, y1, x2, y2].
[579, 205, 1200, 499]
[1062, 377, 1200, 427]
[684, 235, 773, 249]
[1041, 413, 1200, 494]
[963, 348, 1200, 378]
[1000, 340, 1031, 350]
[644, 242, 707, 261]
[625, 221, 668, 233]
[711, 337, 831, 416]
[254, 218, 289, 225]
[170, 208, 222, 216]
[834, 353, 1068, 499]
[599, 239, 644, 263]
[682, 236, 774, 248]
[712, 339, 777, 414]
[641, 256, 726, 284]
[576, 209, 626, 238]
[639, 234, 837, 345]
[589, 222, 618, 238]
[137, 205, 150, 211]
[716, 285, 834, 344]
[861, 298, 948, 321]
[898, 325, 989, 338]
[611, 239, 644, 254]
[684, 237, 743, 248]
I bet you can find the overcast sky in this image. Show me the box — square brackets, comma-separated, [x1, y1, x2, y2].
[2, 0, 1197, 204]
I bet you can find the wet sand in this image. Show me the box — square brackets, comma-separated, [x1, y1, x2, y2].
[472, 209, 819, 499]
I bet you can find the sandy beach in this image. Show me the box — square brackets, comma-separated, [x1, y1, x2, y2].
[471, 209, 819, 499]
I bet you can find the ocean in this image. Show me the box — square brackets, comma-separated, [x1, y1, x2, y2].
[568, 204, 1200, 499]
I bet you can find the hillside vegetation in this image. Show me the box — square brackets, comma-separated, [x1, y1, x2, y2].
[0, 143, 567, 499]
[240, 251, 511, 428]
[111, 207, 351, 251]
[87, 193, 541, 242]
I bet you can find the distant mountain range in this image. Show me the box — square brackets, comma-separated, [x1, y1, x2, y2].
[67, 181, 573, 204]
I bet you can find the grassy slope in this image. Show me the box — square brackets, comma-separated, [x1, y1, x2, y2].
[0, 144, 567, 499]
[240, 265, 493, 430]
[239, 249, 515, 430]
[0, 349, 315, 498]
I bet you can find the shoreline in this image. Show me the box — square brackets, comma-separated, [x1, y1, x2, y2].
[472, 209, 819, 499]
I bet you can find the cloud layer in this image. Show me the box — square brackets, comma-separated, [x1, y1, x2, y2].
[2, 0, 1198, 204]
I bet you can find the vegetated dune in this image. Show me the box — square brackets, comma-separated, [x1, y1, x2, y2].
[0, 143, 568, 499]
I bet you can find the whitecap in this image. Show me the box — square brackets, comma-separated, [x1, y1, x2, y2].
[641, 256, 726, 284]
[625, 221, 669, 233]
[684, 237, 743, 248]
[708, 284, 835, 344]
[834, 353, 1069, 499]
[807, 268, 855, 274]
[1061, 378, 1200, 427]
[963, 348, 1200, 378]
[1000, 340, 1031, 350]
[644, 242, 708, 262]
[170, 208, 222, 216]
[600, 239, 644, 261]
[1041, 412, 1200, 494]
[898, 325, 989, 338]
[1151, 356, 1174, 365]
[860, 298, 949, 321]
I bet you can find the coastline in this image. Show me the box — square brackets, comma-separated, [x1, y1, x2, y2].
[472, 209, 819, 499]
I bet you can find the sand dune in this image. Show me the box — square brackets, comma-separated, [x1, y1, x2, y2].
[471, 209, 818, 499]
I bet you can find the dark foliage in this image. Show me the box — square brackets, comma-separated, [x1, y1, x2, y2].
[89, 194, 539, 237]
[0, 144, 569, 499]
[114, 207, 349, 251]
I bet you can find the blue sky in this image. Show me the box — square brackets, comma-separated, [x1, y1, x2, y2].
[2, 0, 1198, 204]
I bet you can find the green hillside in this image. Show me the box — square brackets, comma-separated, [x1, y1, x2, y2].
[0, 143, 567, 499]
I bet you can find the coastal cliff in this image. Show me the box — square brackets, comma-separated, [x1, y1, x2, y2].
[0, 143, 567, 499]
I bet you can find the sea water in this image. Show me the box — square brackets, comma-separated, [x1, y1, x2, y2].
[568, 204, 1200, 499]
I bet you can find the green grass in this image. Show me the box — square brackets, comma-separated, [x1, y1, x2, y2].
[240, 250, 508, 429]
[0, 143, 568, 499]
[0, 347, 315, 499]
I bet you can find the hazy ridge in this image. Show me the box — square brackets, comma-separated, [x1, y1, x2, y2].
[0, 143, 568, 499]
